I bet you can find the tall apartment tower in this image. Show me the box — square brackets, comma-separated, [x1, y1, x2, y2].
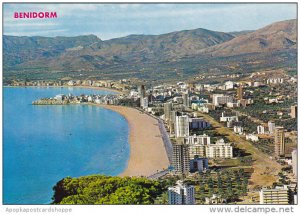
[291, 105, 297, 119]
[237, 84, 243, 100]
[182, 93, 190, 108]
[138, 85, 146, 108]
[172, 143, 190, 174]
[175, 115, 190, 137]
[138, 84, 146, 97]
[274, 126, 285, 157]
[169, 111, 177, 134]
[292, 149, 297, 177]
[168, 180, 195, 205]
[164, 102, 173, 122]
[268, 121, 276, 134]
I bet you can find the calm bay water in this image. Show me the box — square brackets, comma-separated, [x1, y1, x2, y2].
[3, 87, 129, 204]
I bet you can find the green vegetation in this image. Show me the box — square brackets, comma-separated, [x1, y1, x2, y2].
[52, 175, 167, 205]
[250, 138, 274, 156]
[186, 169, 250, 204]
[287, 69, 297, 77]
[237, 83, 297, 132]
[238, 116, 259, 133]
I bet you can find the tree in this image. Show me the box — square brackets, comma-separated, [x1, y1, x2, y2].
[217, 173, 223, 195]
[207, 177, 214, 197]
[52, 175, 165, 205]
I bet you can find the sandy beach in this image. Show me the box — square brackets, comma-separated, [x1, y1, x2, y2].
[94, 104, 170, 177]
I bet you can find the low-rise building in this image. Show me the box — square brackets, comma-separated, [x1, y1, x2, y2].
[246, 134, 259, 142]
[205, 194, 227, 204]
[190, 157, 208, 173]
[260, 186, 293, 204]
[234, 126, 244, 134]
[189, 118, 211, 130]
[226, 102, 240, 108]
[257, 125, 266, 134]
[212, 94, 234, 106]
[220, 112, 238, 122]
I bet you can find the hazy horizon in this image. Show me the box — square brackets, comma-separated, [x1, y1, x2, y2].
[3, 3, 297, 40]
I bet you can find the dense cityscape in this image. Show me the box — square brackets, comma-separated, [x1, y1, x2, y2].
[8, 68, 297, 205]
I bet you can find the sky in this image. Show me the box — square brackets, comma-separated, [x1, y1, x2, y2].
[3, 3, 297, 40]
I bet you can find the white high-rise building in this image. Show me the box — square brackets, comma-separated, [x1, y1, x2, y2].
[257, 125, 265, 134]
[292, 149, 297, 176]
[175, 115, 190, 137]
[182, 93, 190, 108]
[205, 139, 233, 159]
[185, 136, 233, 159]
[212, 94, 234, 106]
[224, 81, 234, 90]
[184, 134, 211, 145]
[172, 143, 190, 174]
[274, 126, 285, 157]
[184, 134, 210, 159]
[164, 102, 173, 121]
[140, 97, 149, 109]
[168, 180, 195, 205]
[268, 121, 276, 134]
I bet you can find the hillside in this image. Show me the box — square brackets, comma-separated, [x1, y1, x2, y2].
[3, 35, 101, 67]
[3, 19, 297, 81]
[4, 28, 234, 71]
[202, 19, 296, 57]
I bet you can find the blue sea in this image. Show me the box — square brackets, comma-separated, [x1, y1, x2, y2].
[3, 87, 130, 204]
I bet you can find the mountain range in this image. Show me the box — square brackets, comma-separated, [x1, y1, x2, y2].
[3, 19, 297, 81]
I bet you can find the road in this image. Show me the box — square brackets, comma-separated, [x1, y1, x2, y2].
[197, 111, 282, 189]
[147, 169, 170, 179]
[158, 118, 173, 164]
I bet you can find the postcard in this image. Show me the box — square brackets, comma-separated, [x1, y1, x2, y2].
[1, 1, 298, 212]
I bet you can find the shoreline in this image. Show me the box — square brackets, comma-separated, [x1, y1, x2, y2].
[6, 85, 168, 177]
[3, 85, 122, 94]
[92, 104, 169, 177]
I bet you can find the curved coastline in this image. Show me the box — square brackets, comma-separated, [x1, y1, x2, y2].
[92, 104, 169, 177]
[5, 86, 168, 177]
[4, 86, 130, 204]
[3, 85, 122, 94]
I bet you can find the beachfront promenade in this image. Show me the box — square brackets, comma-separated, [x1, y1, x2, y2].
[140, 109, 173, 164]
[157, 118, 173, 163]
